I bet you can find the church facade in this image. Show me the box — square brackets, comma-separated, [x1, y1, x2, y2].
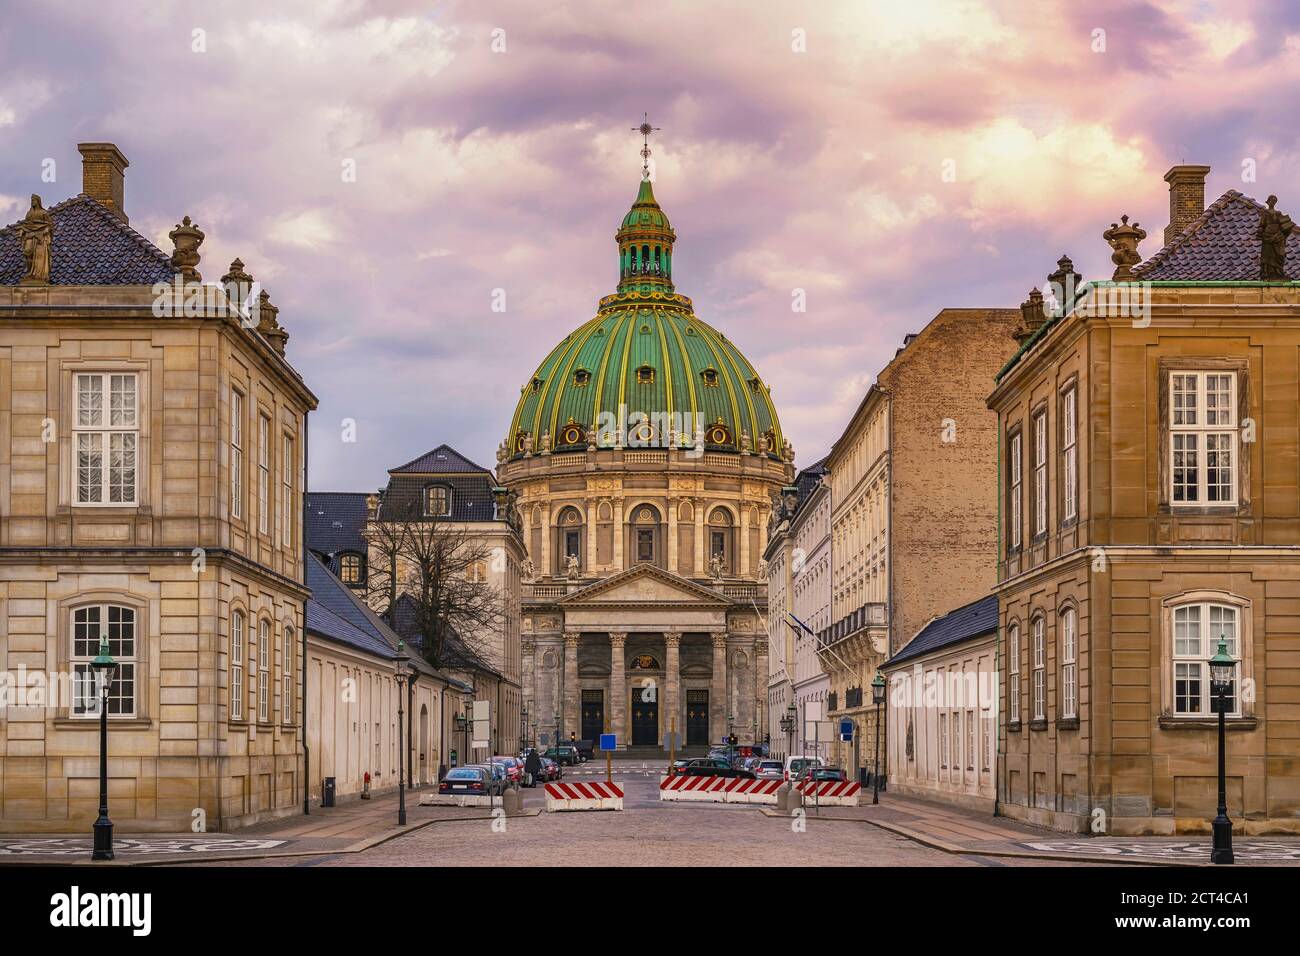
[499, 170, 794, 751]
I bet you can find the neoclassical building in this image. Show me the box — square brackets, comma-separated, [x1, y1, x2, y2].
[499, 167, 794, 751]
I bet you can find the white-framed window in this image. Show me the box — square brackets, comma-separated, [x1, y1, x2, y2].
[966, 709, 975, 771]
[71, 604, 137, 717]
[1061, 608, 1078, 719]
[283, 626, 294, 724]
[258, 413, 270, 535]
[1032, 616, 1046, 721]
[939, 713, 948, 769]
[74, 372, 138, 505]
[1062, 386, 1077, 522]
[1008, 622, 1021, 723]
[282, 435, 294, 548]
[230, 610, 245, 720]
[1033, 410, 1047, 535]
[1008, 431, 1022, 549]
[982, 715, 993, 772]
[230, 389, 243, 519]
[426, 485, 451, 517]
[257, 618, 271, 722]
[1170, 371, 1237, 506]
[1172, 602, 1241, 717]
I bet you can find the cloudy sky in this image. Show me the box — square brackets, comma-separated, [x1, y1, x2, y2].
[2, 0, 1296, 490]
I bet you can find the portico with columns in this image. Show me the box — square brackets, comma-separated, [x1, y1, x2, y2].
[521, 564, 766, 750]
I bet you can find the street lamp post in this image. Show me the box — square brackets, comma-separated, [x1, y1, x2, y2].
[453, 709, 468, 768]
[1209, 636, 1236, 865]
[780, 703, 796, 760]
[394, 641, 410, 826]
[90, 635, 117, 861]
[871, 672, 886, 805]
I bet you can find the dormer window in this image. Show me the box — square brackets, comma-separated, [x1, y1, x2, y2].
[530, 377, 544, 394]
[339, 552, 365, 585]
[636, 365, 655, 385]
[748, 376, 764, 394]
[573, 368, 591, 387]
[426, 485, 452, 517]
[701, 368, 720, 388]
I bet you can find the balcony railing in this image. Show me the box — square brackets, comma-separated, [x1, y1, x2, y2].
[823, 602, 888, 645]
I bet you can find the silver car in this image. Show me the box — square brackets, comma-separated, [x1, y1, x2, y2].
[755, 759, 784, 781]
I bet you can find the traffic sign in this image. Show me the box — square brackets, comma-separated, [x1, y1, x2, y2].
[600, 733, 617, 751]
[839, 718, 854, 742]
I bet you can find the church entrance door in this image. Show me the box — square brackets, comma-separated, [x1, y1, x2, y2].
[631, 686, 658, 746]
[686, 689, 710, 746]
[581, 689, 604, 744]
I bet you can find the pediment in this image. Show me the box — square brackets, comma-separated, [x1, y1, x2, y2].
[557, 564, 733, 608]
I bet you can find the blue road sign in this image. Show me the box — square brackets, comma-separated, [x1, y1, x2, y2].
[599, 733, 617, 751]
[839, 718, 854, 742]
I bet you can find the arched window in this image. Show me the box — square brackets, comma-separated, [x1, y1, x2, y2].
[282, 625, 295, 725]
[556, 506, 584, 572]
[258, 618, 271, 722]
[1007, 621, 1021, 726]
[1060, 607, 1077, 720]
[632, 504, 660, 563]
[1031, 615, 1046, 722]
[230, 610, 245, 720]
[709, 507, 734, 575]
[339, 551, 364, 585]
[1169, 598, 1243, 717]
[71, 604, 138, 717]
[635, 364, 655, 386]
[426, 485, 452, 517]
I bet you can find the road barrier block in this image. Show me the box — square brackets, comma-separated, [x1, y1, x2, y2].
[795, 780, 863, 806]
[545, 780, 624, 811]
[658, 775, 782, 804]
[420, 793, 498, 807]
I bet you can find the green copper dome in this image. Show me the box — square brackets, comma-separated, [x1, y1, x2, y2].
[507, 177, 784, 457]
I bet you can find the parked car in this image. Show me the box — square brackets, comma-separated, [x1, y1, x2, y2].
[755, 759, 784, 781]
[544, 745, 581, 766]
[491, 756, 523, 788]
[799, 766, 848, 784]
[540, 756, 562, 781]
[668, 759, 693, 777]
[681, 758, 755, 779]
[783, 755, 823, 781]
[573, 739, 596, 761]
[439, 766, 499, 796]
[479, 761, 509, 795]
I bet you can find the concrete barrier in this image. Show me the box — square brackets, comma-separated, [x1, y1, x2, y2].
[658, 775, 782, 804]
[544, 780, 624, 812]
[420, 793, 501, 808]
[795, 779, 863, 806]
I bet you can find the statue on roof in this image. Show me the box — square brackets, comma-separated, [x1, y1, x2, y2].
[1103, 215, 1146, 280]
[18, 195, 53, 286]
[1258, 195, 1293, 281]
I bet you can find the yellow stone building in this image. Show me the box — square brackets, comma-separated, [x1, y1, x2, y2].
[991, 165, 1300, 834]
[0, 143, 316, 831]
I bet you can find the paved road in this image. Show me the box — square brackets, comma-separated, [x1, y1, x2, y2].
[193, 775, 1092, 867]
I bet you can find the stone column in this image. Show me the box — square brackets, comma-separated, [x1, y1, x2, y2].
[711, 631, 728, 744]
[739, 508, 750, 577]
[563, 631, 580, 740]
[665, 630, 681, 742]
[694, 504, 706, 575]
[754, 639, 768, 744]
[541, 504, 553, 577]
[609, 631, 627, 747]
[585, 499, 597, 573]
[613, 497, 625, 570]
[521, 638, 535, 725]
[667, 498, 679, 574]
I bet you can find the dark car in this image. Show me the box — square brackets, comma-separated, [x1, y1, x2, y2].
[798, 766, 849, 784]
[668, 759, 692, 777]
[544, 745, 580, 766]
[439, 766, 497, 796]
[681, 758, 755, 779]
[573, 739, 596, 761]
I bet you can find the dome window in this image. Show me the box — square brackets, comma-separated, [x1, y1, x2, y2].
[749, 376, 764, 394]
[701, 368, 720, 388]
[635, 364, 655, 385]
[560, 421, 584, 446]
[573, 368, 591, 387]
[530, 377, 544, 394]
[707, 418, 733, 447]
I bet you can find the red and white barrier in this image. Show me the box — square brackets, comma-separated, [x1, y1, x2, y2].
[544, 780, 624, 812]
[795, 779, 862, 805]
[658, 775, 783, 804]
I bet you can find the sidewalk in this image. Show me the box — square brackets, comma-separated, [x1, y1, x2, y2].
[762, 791, 1300, 866]
[0, 787, 538, 866]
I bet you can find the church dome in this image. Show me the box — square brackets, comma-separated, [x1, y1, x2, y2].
[506, 176, 784, 458]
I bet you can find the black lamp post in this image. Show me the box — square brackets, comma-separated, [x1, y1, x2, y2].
[453, 708, 469, 767]
[871, 672, 886, 805]
[394, 641, 409, 826]
[1209, 636, 1236, 865]
[780, 703, 796, 760]
[90, 635, 117, 861]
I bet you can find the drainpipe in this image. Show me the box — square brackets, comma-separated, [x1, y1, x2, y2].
[302, 408, 310, 816]
[994, 413, 1002, 819]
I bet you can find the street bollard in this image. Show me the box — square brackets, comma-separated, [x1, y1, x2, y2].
[776, 782, 791, 812]
[502, 787, 522, 815]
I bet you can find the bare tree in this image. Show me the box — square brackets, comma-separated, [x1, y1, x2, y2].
[364, 503, 501, 673]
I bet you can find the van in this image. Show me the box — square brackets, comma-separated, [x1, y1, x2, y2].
[783, 755, 823, 780]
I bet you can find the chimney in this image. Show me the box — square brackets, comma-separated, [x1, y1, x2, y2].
[1162, 164, 1210, 245]
[77, 143, 129, 223]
